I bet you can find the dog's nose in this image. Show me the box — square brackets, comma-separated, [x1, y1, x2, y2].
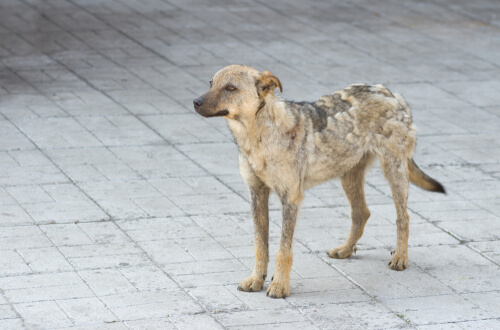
[193, 98, 203, 108]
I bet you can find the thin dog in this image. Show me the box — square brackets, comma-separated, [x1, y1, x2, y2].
[193, 65, 445, 298]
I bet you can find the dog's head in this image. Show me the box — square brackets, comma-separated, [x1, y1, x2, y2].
[193, 65, 282, 120]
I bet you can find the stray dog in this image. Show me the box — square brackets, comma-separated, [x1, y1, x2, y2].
[193, 65, 445, 298]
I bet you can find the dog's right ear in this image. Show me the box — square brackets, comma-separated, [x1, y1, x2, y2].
[256, 71, 283, 98]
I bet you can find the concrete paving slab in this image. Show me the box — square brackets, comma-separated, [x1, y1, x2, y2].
[1, 0, 499, 328]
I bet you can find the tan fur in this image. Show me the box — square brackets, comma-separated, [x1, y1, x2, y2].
[193, 65, 445, 298]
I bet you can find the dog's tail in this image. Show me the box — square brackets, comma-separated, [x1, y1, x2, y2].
[409, 158, 446, 193]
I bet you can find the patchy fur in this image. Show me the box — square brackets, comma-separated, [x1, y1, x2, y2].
[194, 65, 445, 298]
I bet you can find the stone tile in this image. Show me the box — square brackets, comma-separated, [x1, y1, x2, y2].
[108, 89, 181, 115]
[364, 222, 460, 248]
[289, 276, 357, 294]
[469, 240, 500, 264]
[0, 203, 33, 226]
[101, 290, 203, 321]
[53, 90, 128, 116]
[130, 196, 185, 218]
[177, 236, 234, 261]
[173, 270, 251, 291]
[187, 285, 247, 312]
[77, 115, 164, 147]
[0, 119, 34, 151]
[176, 142, 239, 176]
[384, 294, 490, 325]
[387, 268, 453, 297]
[46, 147, 141, 183]
[40, 223, 94, 246]
[14, 117, 102, 149]
[14, 301, 73, 328]
[119, 265, 178, 291]
[462, 291, 500, 318]
[17, 246, 73, 272]
[215, 308, 310, 327]
[0, 250, 32, 276]
[138, 239, 196, 264]
[110, 145, 206, 179]
[118, 216, 208, 241]
[429, 264, 500, 294]
[298, 304, 363, 329]
[163, 259, 249, 276]
[416, 322, 464, 330]
[169, 193, 249, 216]
[341, 301, 408, 329]
[58, 297, 118, 325]
[287, 288, 371, 307]
[6, 185, 54, 204]
[230, 321, 320, 330]
[78, 269, 137, 296]
[189, 214, 248, 237]
[0, 318, 24, 329]
[169, 314, 224, 330]
[126, 318, 176, 329]
[437, 219, 500, 242]
[439, 81, 500, 107]
[78, 180, 167, 219]
[0, 226, 51, 250]
[0, 304, 18, 320]
[457, 319, 500, 329]
[5, 282, 94, 304]
[0, 159, 68, 187]
[59, 241, 141, 258]
[0, 187, 16, 205]
[0, 272, 83, 290]
[67, 253, 151, 271]
[19, 183, 109, 224]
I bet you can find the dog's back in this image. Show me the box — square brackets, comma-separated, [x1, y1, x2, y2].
[281, 84, 417, 188]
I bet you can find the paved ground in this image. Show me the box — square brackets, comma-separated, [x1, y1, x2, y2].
[1, 0, 500, 329]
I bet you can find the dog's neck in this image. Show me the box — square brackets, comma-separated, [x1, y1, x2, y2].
[226, 94, 295, 155]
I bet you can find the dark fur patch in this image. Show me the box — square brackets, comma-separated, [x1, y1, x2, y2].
[285, 93, 353, 133]
[207, 109, 229, 117]
[289, 101, 328, 131]
[346, 84, 371, 97]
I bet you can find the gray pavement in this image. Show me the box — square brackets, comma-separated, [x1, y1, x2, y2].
[1, 0, 500, 329]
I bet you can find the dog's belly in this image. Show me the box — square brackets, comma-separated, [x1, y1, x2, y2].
[304, 140, 364, 189]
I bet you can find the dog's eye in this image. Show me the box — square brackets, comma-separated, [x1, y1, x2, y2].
[226, 85, 237, 91]
[209, 80, 213, 87]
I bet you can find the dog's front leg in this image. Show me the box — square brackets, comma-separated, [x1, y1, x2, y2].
[267, 191, 303, 298]
[238, 177, 270, 293]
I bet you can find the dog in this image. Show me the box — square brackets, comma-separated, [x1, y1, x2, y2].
[193, 65, 445, 298]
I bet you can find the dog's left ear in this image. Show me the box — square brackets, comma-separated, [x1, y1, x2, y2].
[256, 71, 283, 97]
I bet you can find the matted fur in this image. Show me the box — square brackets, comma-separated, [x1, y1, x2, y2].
[193, 65, 445, 298]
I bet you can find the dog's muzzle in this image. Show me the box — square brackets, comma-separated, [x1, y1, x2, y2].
[193, 96, 228, 118]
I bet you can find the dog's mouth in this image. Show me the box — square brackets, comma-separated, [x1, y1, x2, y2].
[197, 109, 229, 118]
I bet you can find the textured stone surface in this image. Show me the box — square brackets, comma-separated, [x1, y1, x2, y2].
[1, 0, 499, 328]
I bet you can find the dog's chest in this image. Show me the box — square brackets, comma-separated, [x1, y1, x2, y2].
[242, 138, 298, 187]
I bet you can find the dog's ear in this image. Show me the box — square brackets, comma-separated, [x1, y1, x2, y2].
[256, 71, 283, 97]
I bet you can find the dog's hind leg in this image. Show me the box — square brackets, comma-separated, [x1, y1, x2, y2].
[267, 190, 303, 298]
[238, 175, 270, 293]
[328, 155, 372, 259]
[380, 156, 410, 271]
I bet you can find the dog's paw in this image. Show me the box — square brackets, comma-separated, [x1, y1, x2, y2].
[388, 252, 408, 271]
[237, 276, 264, 292]
[327, 244, 357, 259]
[266, 277, 289, 299]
